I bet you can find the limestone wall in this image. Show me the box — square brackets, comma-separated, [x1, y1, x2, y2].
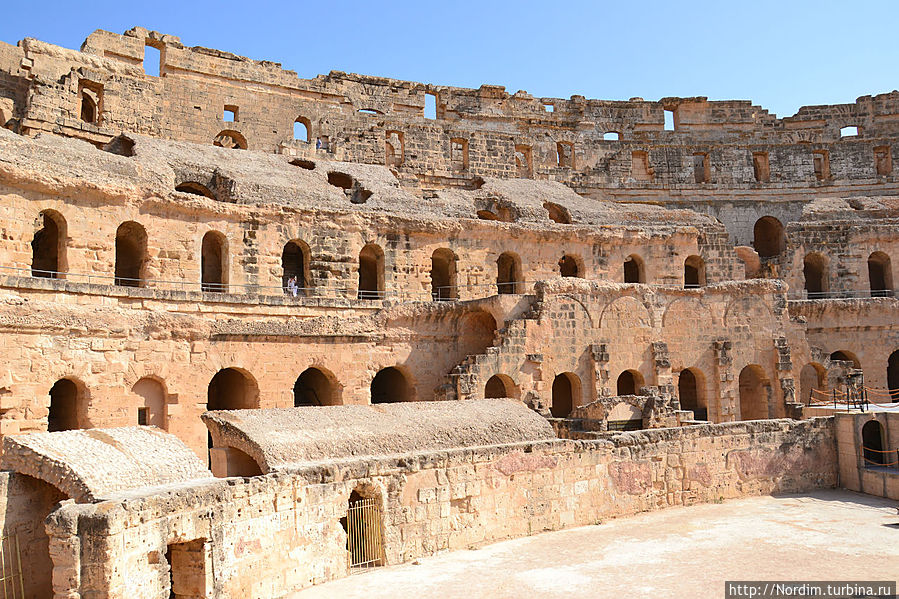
[835, 412, 899, 499]
[40, 417, 835, 597]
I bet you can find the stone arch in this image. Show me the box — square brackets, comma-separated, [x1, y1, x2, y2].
[662, 297, 710, 330]
[115, 221, 148, 287]
[371, 366, 413, 403]
[624, 253, 645, 283]
[294, 366, 340, 406]
[829, 350, 861, 369]
[799, 362, 827, 404]
[868, 251, 893, 296]
[551, 372, 581, 417]
[132, 376, 168, 429]
[32, 209, 67, 278]
[738, 364, 771, 420]
[201, 231, 228, 292]
[293, 117, 310, 142]
[862, 420, 886, 465]
[684, 255, 705, 287]
[283, 239, 311, 295]
[678, 367, 707, 420]
[358, 244, 385, 300]
[497, 251, 522, 294]
[753, 216, 785, 258]
[558, 254, 583, 278]
[601, 295, 654, 333]
[484, 374, 519, 399]
[175, 181, 215, 199]
[616, 369, 645, 396]
[342, 484, 385, 568]
[544, 202, 571, 224]
[431, 248, 457, 300]
[803, 252, 829, 294]
[207, 367, 260, 411]
[724, 296, 773, 330]
[48, 377, 88, 432]
[213, 129, 247, 149]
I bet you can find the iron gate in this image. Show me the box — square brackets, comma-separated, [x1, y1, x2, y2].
[0, 534, 24, 599]
[346, 497, 384, 570]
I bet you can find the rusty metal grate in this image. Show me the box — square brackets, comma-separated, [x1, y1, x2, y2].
[346, 497, 384, 570]
[0, 534, 24, 599]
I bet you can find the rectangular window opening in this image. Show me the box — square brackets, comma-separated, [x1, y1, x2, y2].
[752, 152, 770, 182]
[874, 146, 892, 176]
[143, 44, 161, 77]
[813, 150, 830, 181]
[223, 105, 238, 123]
[840, 125, 859, 137]
[544, 103, 554, 113]
[664, 109, 675, 131]
[424, 93, 437, 120]
[137, 407, 148, 426]
[693, 153, 710, 183]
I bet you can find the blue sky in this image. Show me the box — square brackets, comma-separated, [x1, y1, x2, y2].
[1, 0, 895, 118]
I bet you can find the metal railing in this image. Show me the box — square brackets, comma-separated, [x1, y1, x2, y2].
[346, 497, 384, 570]
[0, 534, 24, 599]
[791, 289, 898, 300]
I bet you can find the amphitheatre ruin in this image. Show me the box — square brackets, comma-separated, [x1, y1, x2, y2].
[0, 25, 896, 598]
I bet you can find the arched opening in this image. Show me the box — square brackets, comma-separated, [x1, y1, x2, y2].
[293, 117, 310, 142]
[358, 244, 385, 300]
[830, 350, 861, 369]
[207, 368, 259, 411]
[175, 182, 216, 199]
[861, 420, 886, 466]
[678, 368, 706, 420]
[803, 252, 828, 294]
[294, 367, 338, 406]
[48, 378, 85, 432]
[484, 374, 518, 399]
[738, 365, 770, 420]
[282, 240, 311, 297]
[559, 254, 582, 278]
[370, 367, 410, 403]
[201, 231, 227, 293]
[496, 252, 522, 294]
[551, 372, 580, 418]
[431, 248, 457, 300]
[616, 370, 645, 396]
[753, 216, 785, 258]
[544, 202, 571, 224]
[868, 251, 893, 297]
[888, 350, 899, 402]
[799, 362, 827, 404]
[213, 129, 247, 150]
[342, 488, 384, 568]
[624, 254, 645, 283]
[32, 210, 67, 278]
[115, 221, 147, 287]
[684, 255, 705, 288]
[132, 377, 167, 428]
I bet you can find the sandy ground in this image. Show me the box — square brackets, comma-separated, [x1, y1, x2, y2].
[292, 490, 899, 599]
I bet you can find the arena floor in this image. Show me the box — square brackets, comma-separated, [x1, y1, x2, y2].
[292, 490, 899, 599]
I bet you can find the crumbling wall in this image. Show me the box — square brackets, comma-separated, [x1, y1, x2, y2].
[42, 417, 836, 597]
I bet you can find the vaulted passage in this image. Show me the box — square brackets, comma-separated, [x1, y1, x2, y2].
[48, 378, 84, 432]
[739, 365, 770, 420]
[830, 350, 861, 369]
[283, 240, 310, 295]
[370, 367, 410, 403]
[803, 253, 828, 294]
[207, 368, 258, 411]
[551, 373, 580, 418]
[617, 370, 644, 396]
[559, 254, 581, 278]
[753, 216, 785, 258]
[800, 363, 827, 404]
[684, 255, 705, 287]
[678, 368, 706, 420]
[115, 221, 147, 287]
[496, 252, 522, 294]
[294, 367, 337, 406]
[485, 374, 517, 399]
[861, 420, 886, 466]
[32, 210, 66, 278]
[868, 251, 893, 296]
[358, 244, 385, 300]
[201, 231, 227, 292]
[624, 254, 644, 283]
[431, 248, 457, 300]
[888, 350, 899, 402]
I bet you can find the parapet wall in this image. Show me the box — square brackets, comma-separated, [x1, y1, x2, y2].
[39, 417, 836, 597]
